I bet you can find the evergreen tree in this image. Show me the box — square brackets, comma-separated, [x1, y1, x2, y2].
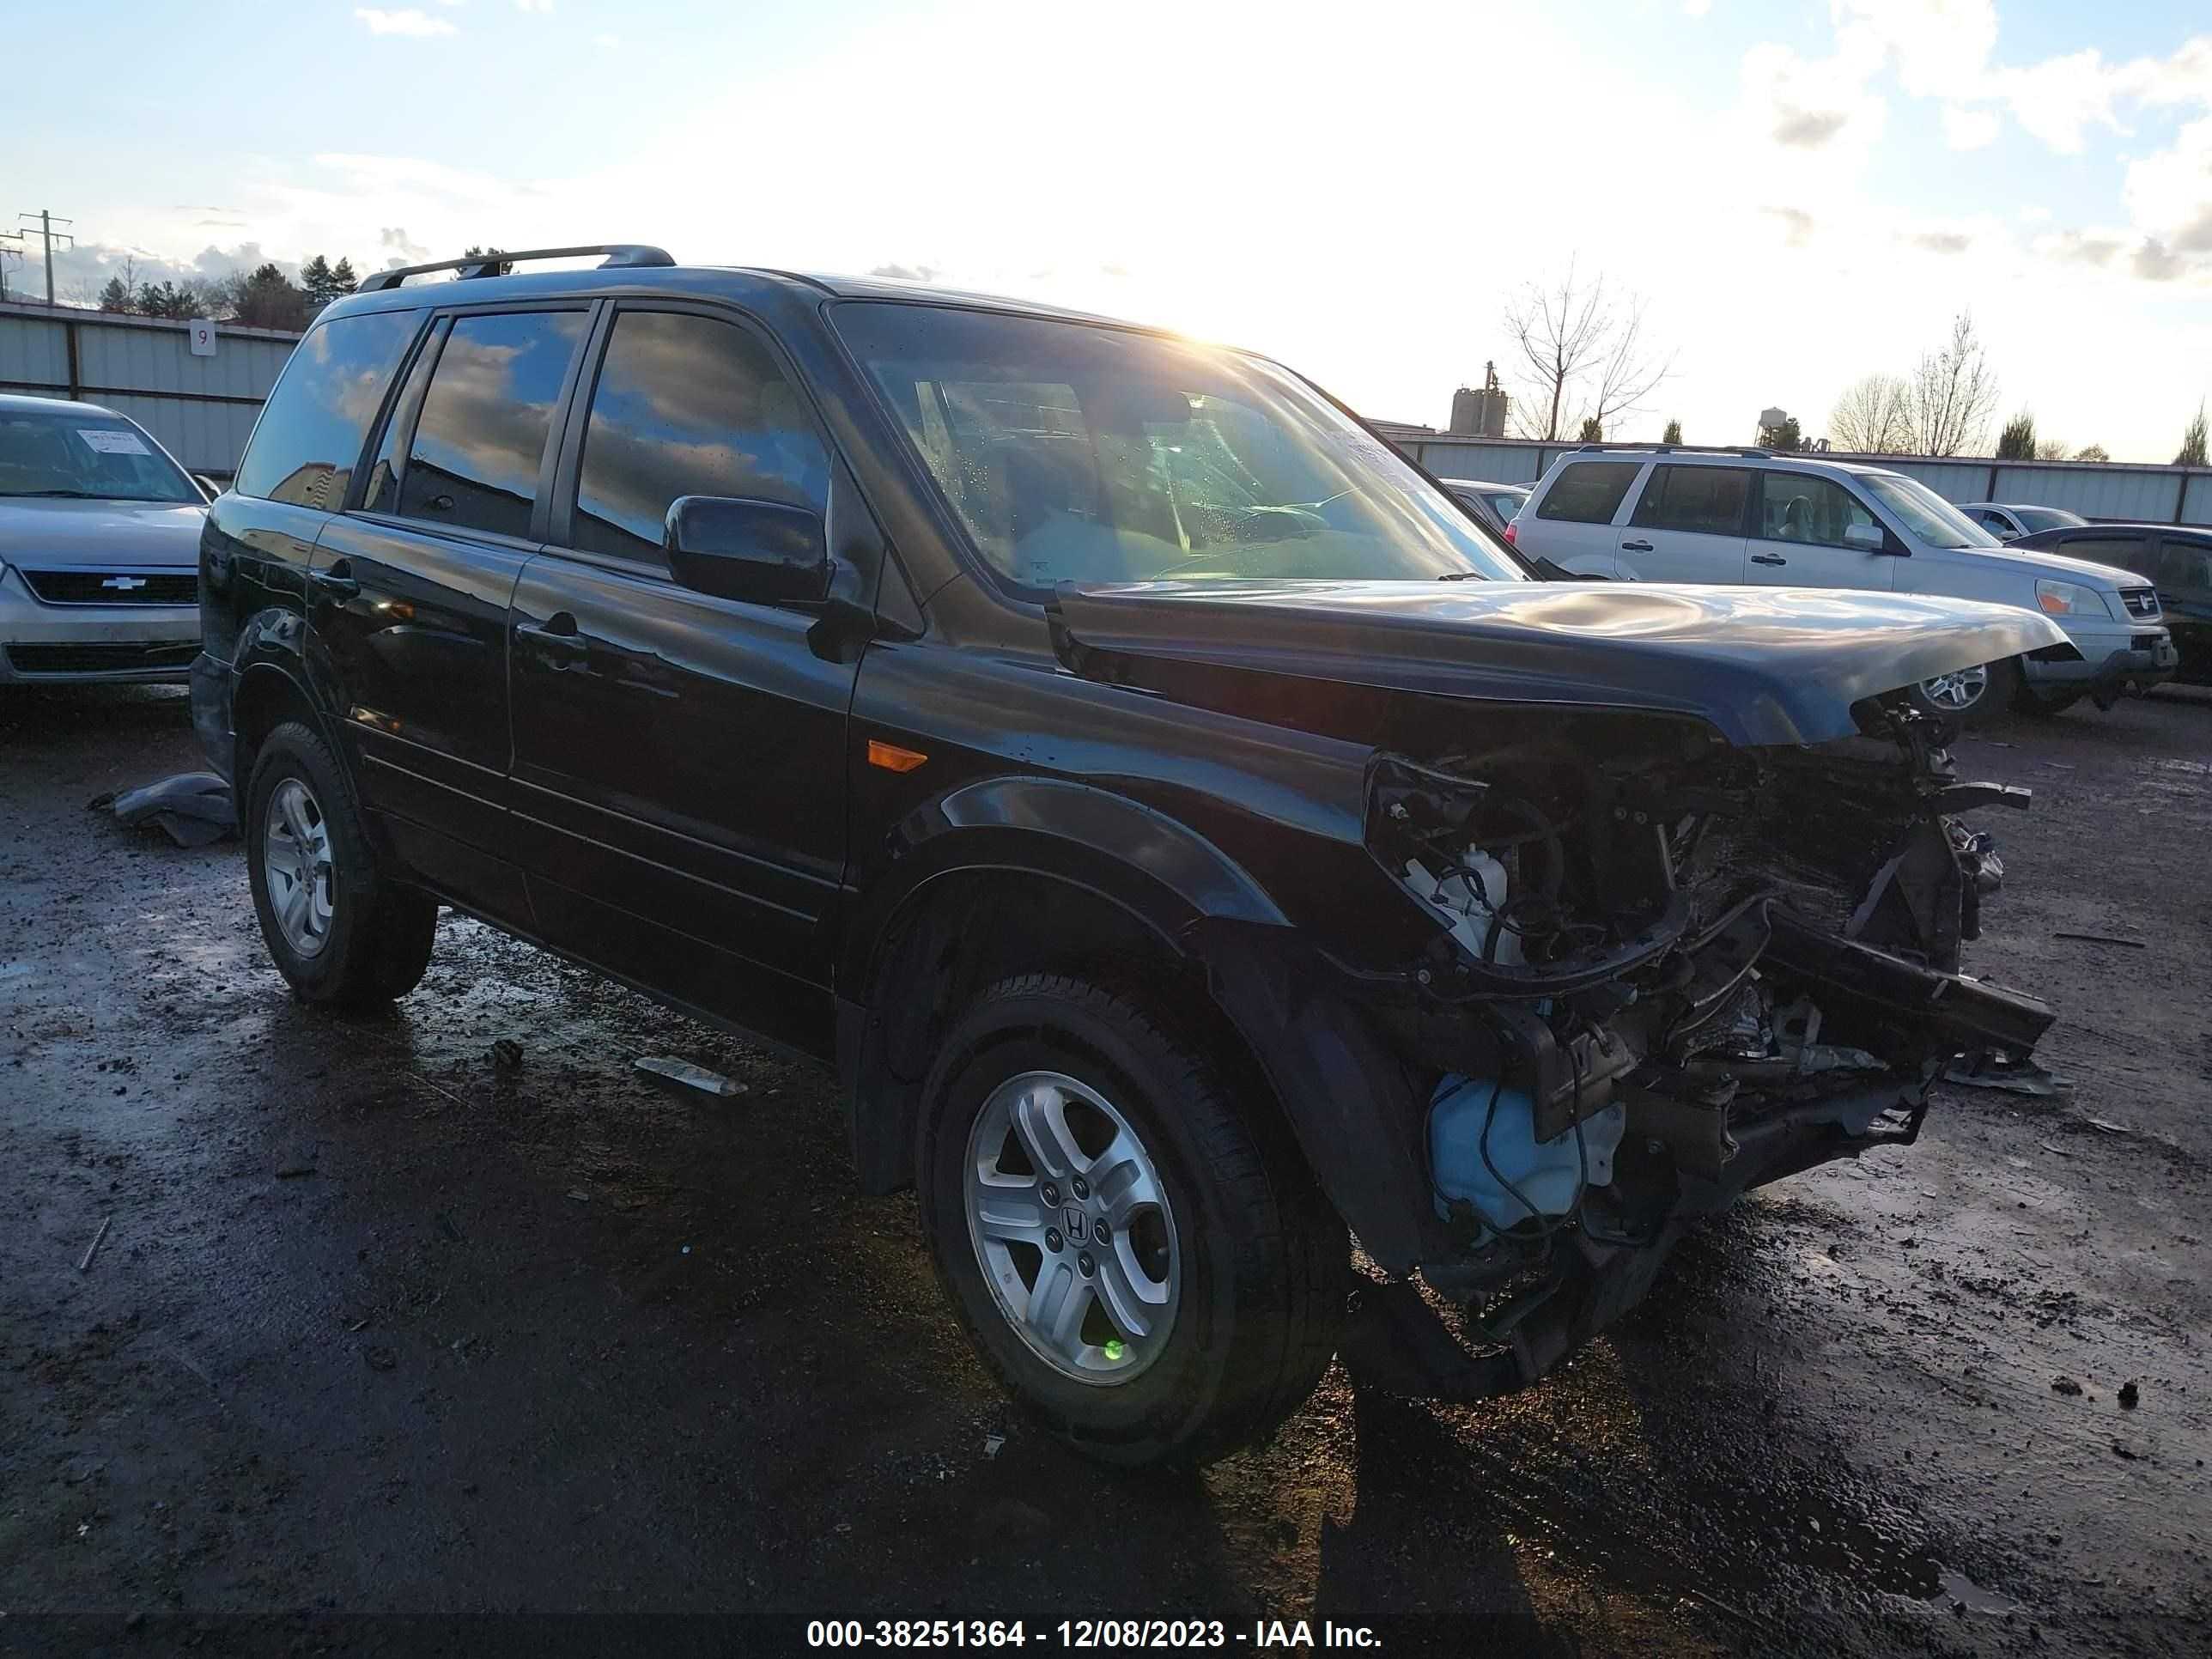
[1996, 411, 2037, 459]
[1578, 416, 1604, 442]
[1757, 415, 1803, 451]
[299, 254, 337, 306]
[2179, 403, 2209, 468]
[329, 257, 358, 295]
[1661, 418, 1682, 445]
[97, 276, 133, 313]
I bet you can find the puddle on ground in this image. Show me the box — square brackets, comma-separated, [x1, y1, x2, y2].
[1934, 1568, 2021, 1617]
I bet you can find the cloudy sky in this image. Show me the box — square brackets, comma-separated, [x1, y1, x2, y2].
[8, 0, 2209, 460]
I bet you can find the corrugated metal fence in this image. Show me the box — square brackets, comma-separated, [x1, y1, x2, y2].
[0, 301, 300, 477]
[1393, 435, 2212, 526]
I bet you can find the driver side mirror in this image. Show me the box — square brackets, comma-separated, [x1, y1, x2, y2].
[1844, 521, 1898, 554]
[664, 495, 831, 604]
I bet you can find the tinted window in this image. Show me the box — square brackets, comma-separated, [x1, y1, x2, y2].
[572, 310, 830, 564]
[1756, 472, 1881, 549]
[2057, 535, 2154, 576]
[361, 321, 441, 515]
[1536, 462, 1641, 524]
[2014, 507, 2085, 532]
[234, 309, 419, 509]
[1632, 465, 1752, 536]
[2157, 539, 2212, 592]
[1486, 492, 1526, 520]
[400, 311, 587, 539]
[0, 410, 200, 504]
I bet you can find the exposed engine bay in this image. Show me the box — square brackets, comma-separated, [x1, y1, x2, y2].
[1338, 695, 2054, 1398]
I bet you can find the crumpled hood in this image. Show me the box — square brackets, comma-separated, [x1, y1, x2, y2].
[1048, 579, 2069, 747]
[0, 498, 206, 567]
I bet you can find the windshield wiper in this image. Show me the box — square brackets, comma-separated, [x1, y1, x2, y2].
[1436, 570, 1490, 581]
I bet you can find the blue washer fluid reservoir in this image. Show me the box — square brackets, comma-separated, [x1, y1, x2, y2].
[1429, 1075, 1628, 1231]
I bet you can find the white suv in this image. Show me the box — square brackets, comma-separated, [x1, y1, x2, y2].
[1507, 447, 2176, 720]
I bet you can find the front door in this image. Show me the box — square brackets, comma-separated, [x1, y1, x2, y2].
[506, 304, 857, 1048]
[1741, 471, 1898, 590]
[311, 305, 592, 919]
[1617, 464, 1753, 582]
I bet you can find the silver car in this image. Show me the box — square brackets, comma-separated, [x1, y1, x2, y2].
[0, 394, 207, 684]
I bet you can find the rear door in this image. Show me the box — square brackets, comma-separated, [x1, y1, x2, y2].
[2154, 535, 2212, 678]
[1742, 470, 1897, 590]
[1618, 464, 1753, 582]
[1523, 459, 1645, 574]
[506, 302, 857, 1046]
[311, 304, 593, 920]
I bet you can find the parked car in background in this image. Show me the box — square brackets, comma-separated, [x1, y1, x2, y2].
[1441, 477, 1528, 538]
[1509, 447, 2175, 721]
[1959, 502, 2087, 541]
[2013, 521, 2212, 684]
[0, 393, 206, 684]
[192, 247, 2062, 1467]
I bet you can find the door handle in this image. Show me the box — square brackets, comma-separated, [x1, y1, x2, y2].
[516, 613, 588, 659]
[1620, 539, 1653, 552]
[1750, 553, 1788, 566]
[309, 560, 359, 597]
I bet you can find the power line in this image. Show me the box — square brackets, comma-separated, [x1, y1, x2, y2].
[15, 210, 76, 307]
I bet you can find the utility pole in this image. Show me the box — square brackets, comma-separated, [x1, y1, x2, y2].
[17, 210, 75, 307]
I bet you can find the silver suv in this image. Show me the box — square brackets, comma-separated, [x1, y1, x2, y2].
[0, 394, 207, 684]
[1508, 447, 2175, 720]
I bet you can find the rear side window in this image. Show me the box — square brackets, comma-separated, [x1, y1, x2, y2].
[1756, 472, 1881, 549]
[234, 309, 419, 510]
[1633, 465, 1752, 536]
[571, 310, 830, 564]
[2157, 539, 2212, 591]
[2057, 534, 2154, 576]
[1536, 461, 1640, 524]
[400, 311, 587, 540]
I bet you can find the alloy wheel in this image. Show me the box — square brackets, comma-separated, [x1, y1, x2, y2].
[963, 1070, 1182, 1386]
[262, 778, 336, 957]
[1919, 664, 1990, 711]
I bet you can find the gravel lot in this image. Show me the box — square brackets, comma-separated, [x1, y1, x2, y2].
[3, 682, 2208, 1657]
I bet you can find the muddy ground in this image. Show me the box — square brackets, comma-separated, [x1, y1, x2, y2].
[3, 683, 2209, 1658]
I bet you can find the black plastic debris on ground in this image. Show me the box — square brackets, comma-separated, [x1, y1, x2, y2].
[90, 772, 237, 848]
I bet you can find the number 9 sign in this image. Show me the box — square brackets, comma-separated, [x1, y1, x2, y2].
[189, 320, 216, 357]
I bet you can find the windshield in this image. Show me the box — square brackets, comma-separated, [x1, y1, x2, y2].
[2015, 506, 2086, 532]
[1862, 473, 2000, 550]
[834, 302, 1526, 588]
[0, 410, 201, 503]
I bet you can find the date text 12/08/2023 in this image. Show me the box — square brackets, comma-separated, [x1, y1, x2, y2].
[805, 1620, 1382, 1648]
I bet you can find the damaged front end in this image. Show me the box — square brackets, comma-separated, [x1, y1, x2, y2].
[1325, 698, 2053, 1398]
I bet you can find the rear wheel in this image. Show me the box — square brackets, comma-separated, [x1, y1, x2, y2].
[1908, 656, 2018, 726]
[917, 975, 1346, 1467]
[244, 721, 437, 1006]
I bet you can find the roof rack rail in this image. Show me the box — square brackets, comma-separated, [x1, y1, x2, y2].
[358, 244, 676, 294]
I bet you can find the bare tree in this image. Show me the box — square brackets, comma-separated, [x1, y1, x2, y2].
[1906, 313, 2000, 457]
[2072, 443, 2110, 463]
[2033, 437, 2073, 461]
[1827, 374, 1912, 453]
[1501, 262, 1673, 441]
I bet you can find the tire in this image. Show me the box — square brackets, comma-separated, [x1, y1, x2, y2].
[916, 975, 1346, 1468]
[243, 720, 437, 1006]
[1907, 655, 2019, 727]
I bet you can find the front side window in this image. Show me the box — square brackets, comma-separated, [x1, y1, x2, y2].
[572, 310, 830, 564]
[1862, 473, 2002, 550]
[234, 308, 420, 509]
[1537, 462, 1640, 525]
[1632, 465, 1752, 536]
[834, 302, 1525, 588]
[0, 409, 201, 504]
[1756, 472, 1882, 549]
[400, 310, 587, 539]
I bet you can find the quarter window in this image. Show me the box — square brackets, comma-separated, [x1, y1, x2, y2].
[399, 311, 587, 539]
[1632, 465, 1752, 536]
[2156, 540, 2212, 592]
[2057, 535, 2154, 576]
[234, 308, 420, 510]
[1535, 461, 1641, 524]
[572, 310, 829, 564]
[1755, 473, 1882, 549]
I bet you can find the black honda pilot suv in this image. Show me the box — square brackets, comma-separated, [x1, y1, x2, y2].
[194, 246, 2065, 1466]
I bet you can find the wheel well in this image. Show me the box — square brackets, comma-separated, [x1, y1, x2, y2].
[844, 871, 1253, 1194]
[231, 665, 322, 787]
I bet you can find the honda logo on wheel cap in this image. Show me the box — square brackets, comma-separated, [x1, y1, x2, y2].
[1063, 1208, 1087, 1243]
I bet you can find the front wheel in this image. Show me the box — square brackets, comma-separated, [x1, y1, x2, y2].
[917, 975, 1346, 1468]
[244, 721, 438, 1006]
[1907, 656, 2018, 726]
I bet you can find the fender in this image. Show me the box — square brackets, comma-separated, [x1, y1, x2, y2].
[838, 773, 1291, 993]
[226, 604, 350, 775]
